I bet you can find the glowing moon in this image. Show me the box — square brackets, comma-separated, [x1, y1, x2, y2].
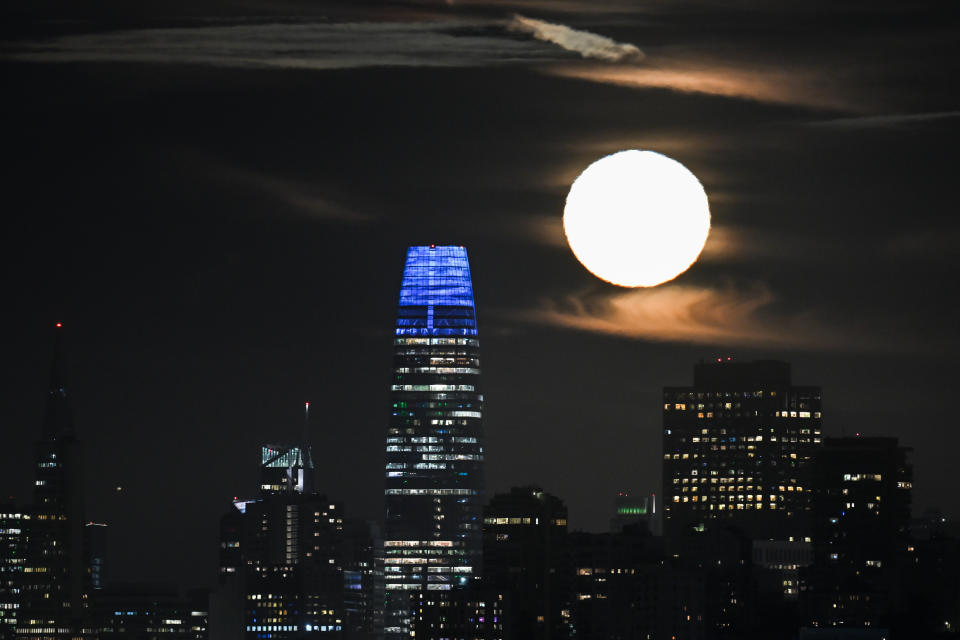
[563, 150, 711, 287]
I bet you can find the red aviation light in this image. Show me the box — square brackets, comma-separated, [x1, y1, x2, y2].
[56, 323, 63, 328]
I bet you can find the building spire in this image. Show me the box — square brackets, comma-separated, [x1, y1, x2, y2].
[42, 322, 76, 441]
[301, 401, 314, 476]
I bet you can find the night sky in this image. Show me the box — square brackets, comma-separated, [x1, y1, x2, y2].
[2, 0, 959, 588]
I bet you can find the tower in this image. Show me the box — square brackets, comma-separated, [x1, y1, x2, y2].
[384, 245, 485, 637]
[662, 359, 822, 544]
[18, 323, 88, 639]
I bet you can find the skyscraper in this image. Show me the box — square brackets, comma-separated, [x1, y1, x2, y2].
[662, 360, 822, 543]
[384, 245, 485, 637]
[215, 439, 371, 639]
[18, 324, 89, 639]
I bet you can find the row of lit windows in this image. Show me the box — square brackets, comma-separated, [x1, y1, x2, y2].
[665, 451, 810, 461]
[387, 583, 452, 591]
[676, 492, 789, 501]
[387, 436, 479, 444]
[427, 356, 479, 365]
[385, 555, 458, 564]
[673, 496, 782, 509]
[419, 454, 481, 461]
[394, 338, 479, 346]
[391, 384, 476, 392]
[842, 473, 882, 482]
[394, 367, 481, 375]
[687, 433, 819, 443]
[666, 428, 820, 438]
[394, 350, 476, 360]
[385, 540, 455, 548]
[384, 489, 477, 496]
[482, 517, 566, 526]
[577, 567, 643, 576]
[675, 478, 804, 490]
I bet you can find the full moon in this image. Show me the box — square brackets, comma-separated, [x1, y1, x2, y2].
[563, 150, 711, 287]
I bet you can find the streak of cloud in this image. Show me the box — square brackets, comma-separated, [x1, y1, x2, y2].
[545, 62, 866, 112]
[518, 284, 854, 349]
[8, 21, 558, 70]
[699, 225, 831, 264]
[206, 162, 374, 223]
[507, 14, 644, 62]
[808, 110, 960, 129]
[882, 227, 960, 263]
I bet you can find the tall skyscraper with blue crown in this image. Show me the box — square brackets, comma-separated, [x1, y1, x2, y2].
[384, 245, 485, 637]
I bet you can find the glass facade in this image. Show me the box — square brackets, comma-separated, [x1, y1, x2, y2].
[384, 246, 485, 637]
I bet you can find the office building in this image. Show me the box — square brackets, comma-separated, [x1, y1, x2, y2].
[802, 437, 912, 630]
[90, 585, 208, 639]
[569, 528, 703, 640]
[384, 246, 485, 637]
[411, 590, 504, 640]
[0, 504, 26, 639]
[215, 440, 376, 639]
[662, 359, 822, 542]
[481, 487, 569, 640]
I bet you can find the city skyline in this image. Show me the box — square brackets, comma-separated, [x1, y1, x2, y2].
[3, 0, 959, 592]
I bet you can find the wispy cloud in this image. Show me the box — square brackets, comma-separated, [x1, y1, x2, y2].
[517, 283, 853, 349]
[699, 225, 829, 264]
[808, 110, 960, 129]
[8, 20, 558, 70]
[507, 14, 643, 62]
[882, 227, 960, 263]
[205, 162, 374, 223]
[544, 61, 867, 112]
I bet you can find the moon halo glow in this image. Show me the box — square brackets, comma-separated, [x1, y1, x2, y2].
[563, 150, 711, 288]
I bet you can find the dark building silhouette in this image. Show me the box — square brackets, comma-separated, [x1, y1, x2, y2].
[17, 324, 90, 639]
[481, 487, 569, 640]
[568, 526, 704, 640]
[802, 437, 913, 631]
[89, 585, 208, 638]
[339, 519, 381, 639]
[663, 359, 822, 543]
[86, 522, 108, 592]
[897, 512, 960, 637]
[384, 246, 485, 638]
[411, 590, 504, 640]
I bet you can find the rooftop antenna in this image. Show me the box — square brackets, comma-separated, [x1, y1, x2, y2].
[304, 401, 310, 443]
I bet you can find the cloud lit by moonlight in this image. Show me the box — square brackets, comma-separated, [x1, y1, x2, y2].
[563, 150, 711, 287]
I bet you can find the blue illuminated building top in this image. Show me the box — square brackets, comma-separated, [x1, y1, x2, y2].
[396, 245, 478, 337]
